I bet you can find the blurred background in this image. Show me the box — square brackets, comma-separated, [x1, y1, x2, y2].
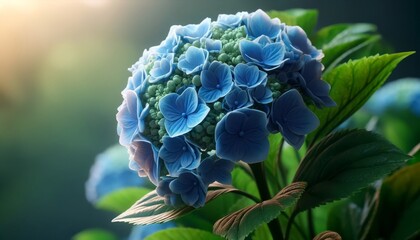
[0, 0, 419, 239]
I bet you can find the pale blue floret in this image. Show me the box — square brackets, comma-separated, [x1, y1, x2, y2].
[128, 138, 161, 186]
[240, 35, 287, 71]
[169, 171, 207, 208]
[197, 155, 235, 185]
[150, 30, 181, 55]
[245, 9, 282, 39]
[159, 87, 210, 137]
[201, 38, 222, 53]
[223, 86, 253, 111]
[149, 53, 175, 83]
[176, 18, 212, 42]
[215, 12, 248, 29]
[198, 61, 233, 103]
[233, 63, 267, 88]
[178, 46, 209, 75]
[159, 135, 201, 176]
[215, 108, 269, 163]
[249, 84, 273, 104]
[116, 90, 149, 146]
[268, 89, 320, 149]
[126, 65, 148, 94]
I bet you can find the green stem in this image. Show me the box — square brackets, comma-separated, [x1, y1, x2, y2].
[250, 162, 284, 240]
[282, 212, 307, 240]
[307, 209, 315, 239]
[285, 211, 297, 240]
[276, 138, 288, 188]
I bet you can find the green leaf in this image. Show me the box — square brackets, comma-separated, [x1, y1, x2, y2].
[145, 227, 223, 240]
[307, 52, 414, 146]
[326, 199, 363, 240]
[231, 166, 260, 199]
[312, 231, 342, 240]
[294, 129, 409, 212]
[314, 23, 377, 48]
[315, 24, 379, 70]
[268, 9, 318, 34]
[72, 229, 117, 240]
[213, 182, 306, 240]
[364, 163, 420, 240]
[96, 187, 151, 213]
[112, 184, 253, 225]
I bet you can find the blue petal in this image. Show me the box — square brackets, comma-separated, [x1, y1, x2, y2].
[130, 139, 160, 185]
[240, 40, 263, 62]
[165, 117, 189, 137]
[176, 87, 198, 115]
[283, 107, 319, 136]
[198, 86, 222, 103]
[224, 110, 246, 134]
[159, 93, 181, 121]
[186, 103, 210, 128]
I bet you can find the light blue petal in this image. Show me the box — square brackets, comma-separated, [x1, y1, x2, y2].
[159, 93, 181, 121]
[186, 103, 210, 128]
[176, 87, 198, 115]
[198, 86, 222, 103]
[165, 117, 189, 137]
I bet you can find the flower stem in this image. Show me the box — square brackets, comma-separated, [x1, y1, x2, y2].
[285, 211, 297, 240]
[307, 209, 316, 238]
[250, 162, 284, 240]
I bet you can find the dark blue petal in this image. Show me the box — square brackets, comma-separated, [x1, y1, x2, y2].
[198, 155, 235, 185]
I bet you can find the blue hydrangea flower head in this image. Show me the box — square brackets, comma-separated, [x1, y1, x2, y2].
[240, 35, 287, 71]
[116, 9, 334, 209]
[159, 135, 201, 176]
[128, 138, 161, 186]
[223, 86, 252, 111]
[215, 108, 269, 163]
[176, 18, 212, 42]
[149, 53, 175, 83]
[116, 90, 149, 146]
[245, 9, 282, 39]
[198, 155, 235, 185]
[269, 89, 320, 149]
[178, 46, 209, 75]
[85, 145, 146, 204]
[234, 63, 267, 88]
[216, 12, 248, 29]
[159, 87, 210, 137]
[169, 171, 207, 208]
[199, 61, 233, 102]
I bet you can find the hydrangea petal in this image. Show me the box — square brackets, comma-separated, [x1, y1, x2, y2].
[159, 94, 181, 121]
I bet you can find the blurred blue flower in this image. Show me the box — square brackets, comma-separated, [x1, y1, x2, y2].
[149, 53, 175, 83]
[240, 35, 287, 71]
[215, 108, 269, 163]
[156, 177, 184, 207]
[116, 90, 149, 146]
[282, 26, 323, 60]
[249, 84, 273, 104]
[159, 87, 210, 137]
[198, 155, 235, 185]
[223, 86, 252, 111]
[198, 61, 233, 103]
[159, 135, 201, 176]
[176, 18, 212, 42]
[269, 89, 319, 149]
[364, 78, 420, 116]
[177, 46, 209, 75]
[299, 59, 335, 108]
[128, 223, 176, 240]
[169, 171, 207, 208]
[128, 138, 161, 186]
[245, 9, 282, 39]
[201, 38, 222, 53]
[233, 63, 267, 88]
[85, 145, 145, 204]
[216, 12, 247, 29]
